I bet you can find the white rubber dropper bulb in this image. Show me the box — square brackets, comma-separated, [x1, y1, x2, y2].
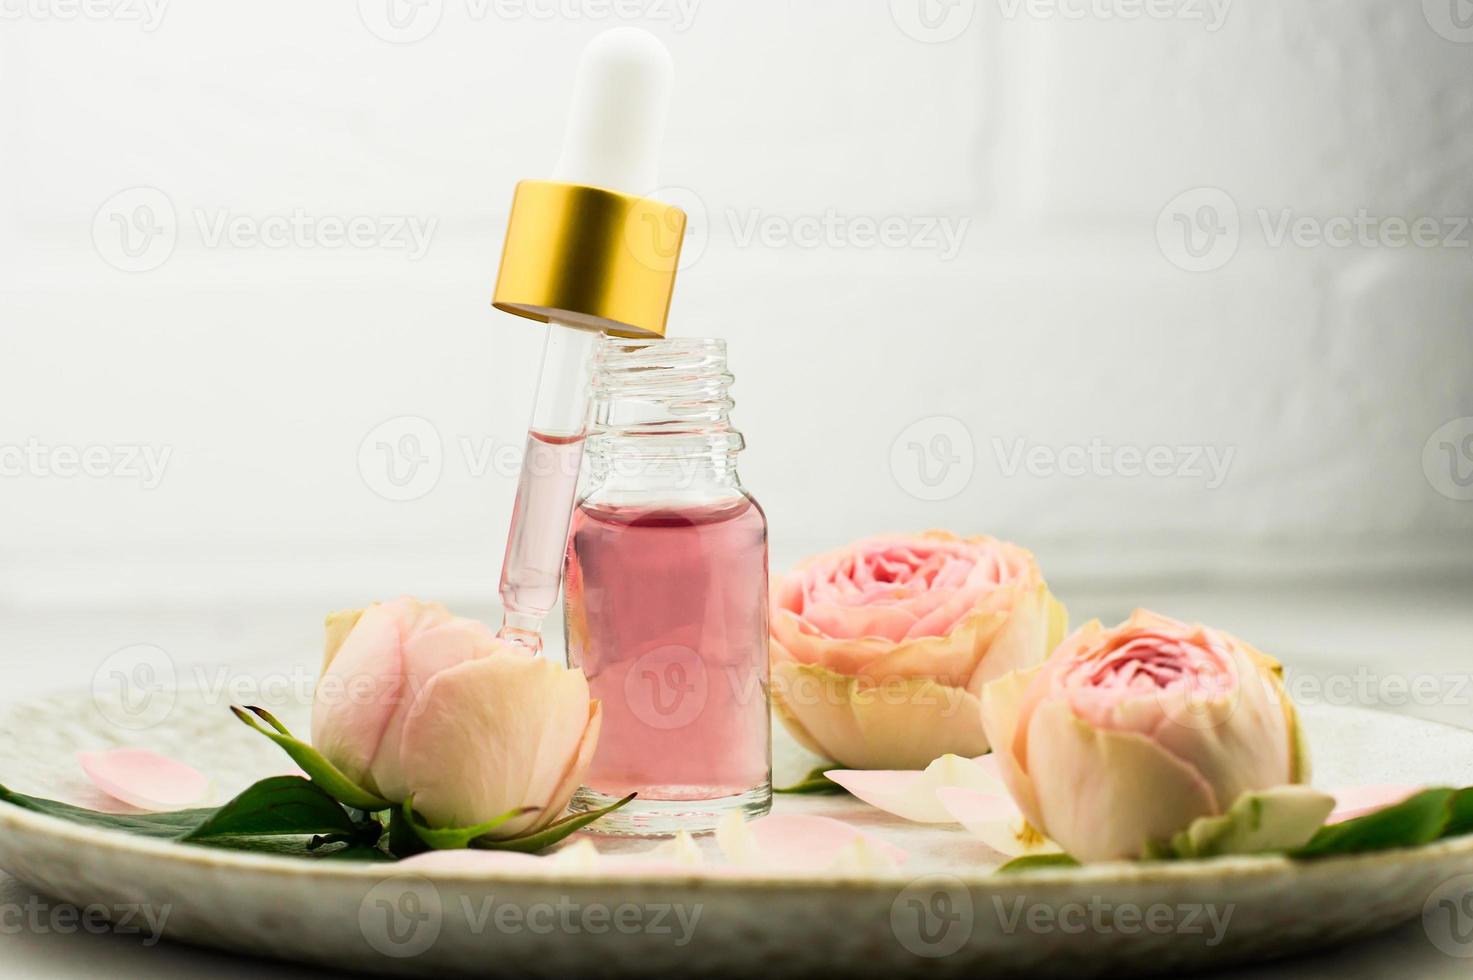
[550, 27, 674, 195]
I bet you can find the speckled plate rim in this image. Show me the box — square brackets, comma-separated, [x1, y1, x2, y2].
[3, 705, 1473, 894]
[4, 800, 1473, 892]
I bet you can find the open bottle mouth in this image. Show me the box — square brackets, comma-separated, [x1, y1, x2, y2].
[590, 337, 743, 453]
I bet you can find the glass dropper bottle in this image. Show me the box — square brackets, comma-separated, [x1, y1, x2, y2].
[490, 28, 688, 654]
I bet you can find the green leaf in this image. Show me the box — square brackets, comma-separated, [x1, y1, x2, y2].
[1445, 787, 1473, 838]
[189, 836, 376, 858]
[1294, 788, 1455, 858]
[184, 776, 363, 841]
[231, 705, 392, 812]
[314, 843, 395, 862]
[1157, 787, 1336, 860]
[398, 797, 538, 851]
[244, 704, 295, 736]
[391, 793, 637, 856]
[0, 777, 384, 859]
[395, 795, 638, 855]
[997, 853, 1080, 874]
[388, 806, 431, 858]
[0, 784, 214, 838]
[477, 794, 638, 854]
[775, 766, 848, 795]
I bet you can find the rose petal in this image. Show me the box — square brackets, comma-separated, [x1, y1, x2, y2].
[1026, 701, 1219, 862]
[772, 533, 1054, 682]
[402, 834, 706, 878]
[716, 812, 907, 874]
[77, 749, 210, 812]
[979, 664, 1050, 827]
[937, 786, 1063, 858]
[972, 753, 1004, 782]
[398, 850, 549, 874]
[311, 602, 406, 791]
[551, 835, 709, 877]
[366, 617, 502, 804]
[771, 660, 987, 770]
[641, 829, 706, 869]
[826, 754, 1007, 823]
[1327, 784, 1424, 824]
[1141, 643, 1294, 815]
[397, 649, 593, 836]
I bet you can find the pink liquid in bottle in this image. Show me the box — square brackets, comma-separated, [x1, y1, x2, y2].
[497, 430, 585, 647]
[564, 496, 770, 802]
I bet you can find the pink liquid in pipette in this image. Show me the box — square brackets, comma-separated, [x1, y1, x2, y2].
[498, 431, 585, 643]
[564, 497, 770, 800]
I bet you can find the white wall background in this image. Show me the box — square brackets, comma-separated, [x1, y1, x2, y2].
[2, 0, 1471, 611]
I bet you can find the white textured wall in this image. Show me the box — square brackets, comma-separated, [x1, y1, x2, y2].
[1, 0, 1470, 607]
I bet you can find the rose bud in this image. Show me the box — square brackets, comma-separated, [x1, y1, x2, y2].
[982, 609, 1311, 862]
[311, 596, 600, 837]
[769, 532, 1067, 770]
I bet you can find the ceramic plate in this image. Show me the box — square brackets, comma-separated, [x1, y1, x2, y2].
[0, 688, 1471, 978]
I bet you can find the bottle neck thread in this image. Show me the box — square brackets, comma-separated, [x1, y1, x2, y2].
[588, 338, 744, 461]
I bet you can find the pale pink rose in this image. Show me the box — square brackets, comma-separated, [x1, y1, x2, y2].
[981, 609, 1309, 862]
[770, 532, 1067, 770]
[311, 596, 600, 837]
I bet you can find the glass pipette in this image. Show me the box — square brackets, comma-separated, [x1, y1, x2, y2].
[490, 28, 685, 653]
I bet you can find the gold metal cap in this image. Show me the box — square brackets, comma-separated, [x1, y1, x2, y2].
[492, 179, 687, 339]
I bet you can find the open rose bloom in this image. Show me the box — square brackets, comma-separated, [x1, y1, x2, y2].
[311, 597, 600, 837]
[982, 609, 1310, 862]
[769, 532, 1067, 770]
